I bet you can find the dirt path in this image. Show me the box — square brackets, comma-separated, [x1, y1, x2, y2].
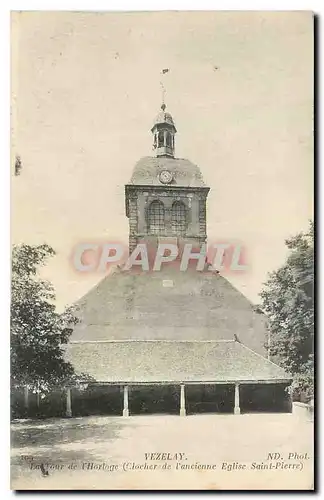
[11, 413, 314, 490]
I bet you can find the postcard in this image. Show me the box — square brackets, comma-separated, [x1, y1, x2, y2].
[10, 10, 314, 490]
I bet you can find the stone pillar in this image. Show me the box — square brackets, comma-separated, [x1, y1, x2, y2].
[137, 193, 146, 234]
[188, 196, 199, 235]
[66, 388, 72, 417]
[123, 385, 129, 417]
[234, 383, 240, 415]
[180, 384, 186, 416]
[24, 386, 29, 413]
[164, 198, 173, 233]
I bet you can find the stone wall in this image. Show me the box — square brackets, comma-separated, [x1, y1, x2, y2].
[125, 185, 209, 253]
[292, 401, 314, 421]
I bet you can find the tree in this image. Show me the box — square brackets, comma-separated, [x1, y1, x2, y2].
[11, 244, 79, 396]
[259, 221, 314, 401]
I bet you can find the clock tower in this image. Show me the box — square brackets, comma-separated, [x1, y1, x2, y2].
[125, 103, 210, 253]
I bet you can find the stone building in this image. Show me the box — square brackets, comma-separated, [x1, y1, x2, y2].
[13, 102, 292, 418]
[62, 102, 292, 418]
[126, 103, 209, 253]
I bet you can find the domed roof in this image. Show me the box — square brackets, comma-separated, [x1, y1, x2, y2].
[128, 156, 207, 187]
[151, 104, 176, 130]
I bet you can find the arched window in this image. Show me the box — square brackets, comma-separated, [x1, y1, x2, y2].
[148, 200, 165, 234]
[172, 201, 187, 235]
[166, 132, 172, 147]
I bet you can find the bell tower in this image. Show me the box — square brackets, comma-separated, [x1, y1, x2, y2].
[125, 103, 210, 254]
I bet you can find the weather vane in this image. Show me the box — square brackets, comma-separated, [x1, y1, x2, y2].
[160, 68, 170, 107]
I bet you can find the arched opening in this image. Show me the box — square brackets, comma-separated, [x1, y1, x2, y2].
[148, 200, 165, 234]
[171, 201, 187, 235]
[166, 131, 172, 148]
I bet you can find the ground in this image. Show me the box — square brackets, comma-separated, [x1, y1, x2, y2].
[11, 414, 313, 490]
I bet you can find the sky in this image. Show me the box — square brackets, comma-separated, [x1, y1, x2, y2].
[11, 10, 314, 309]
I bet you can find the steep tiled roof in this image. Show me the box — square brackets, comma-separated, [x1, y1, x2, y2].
[71, 267, 268, 355]
[64, 340, 291, 384]
[129, 156, 207, 187]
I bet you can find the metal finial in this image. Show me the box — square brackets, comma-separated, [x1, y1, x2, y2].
[160, 80, 166, 107]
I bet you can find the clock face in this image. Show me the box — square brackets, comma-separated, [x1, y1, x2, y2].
[159, 170, 173, 184]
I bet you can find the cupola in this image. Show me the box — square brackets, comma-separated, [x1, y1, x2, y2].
[151, 103, 177, 158]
